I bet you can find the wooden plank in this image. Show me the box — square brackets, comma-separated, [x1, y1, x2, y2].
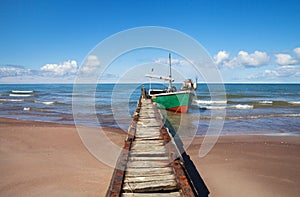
[126, 160, 169, 168]
[135, 127, 161, 133]
[129, 156, 169, 161]
[131, 146, 166, 153]
[135, 130, 161, 135]
[130, 152, 166, 157]
[135, 135, 162, 139]
[135, 136, 163, 140]
[136, 125, 161, 130]
[131, 145, 165, 151]
[123, 179, 179, 193]
[125, 167, 174, 177]
[137, 120, 162, 127]
[122, 192, 181, 197]
[132, 140, 164, 145]
[124, 174, 176, 183]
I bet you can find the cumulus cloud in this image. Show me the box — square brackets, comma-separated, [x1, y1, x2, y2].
[40, 60, 78, 76]
[274, 54, 298, 65]
[214, 51, 229, 65]
[80, 55, 101, 74]
[237, 51, 269, 67]
[293, 47, 300, 58]
[215, 50, 269, 68]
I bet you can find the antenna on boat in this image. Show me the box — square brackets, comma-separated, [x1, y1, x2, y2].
[168, 53, 172, 92]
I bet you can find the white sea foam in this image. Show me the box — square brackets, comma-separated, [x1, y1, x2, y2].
[11, 90, 34, 94]
[9, 93, 32, 97]
[195, 100, 227, 104]
[0, 98, 24, 102]
[259, 101, 273, 104]
[233, 104, 254, 109]
[42, 101, 55, 105]
[35, 100, 55, 105]
[23, 107, 30, 111]
[288, 101, 300, 105]
[225, 113, 300, 120]
[201, 105, 227, 110]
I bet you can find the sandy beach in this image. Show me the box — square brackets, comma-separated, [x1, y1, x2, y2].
[0, 117, 299, 197]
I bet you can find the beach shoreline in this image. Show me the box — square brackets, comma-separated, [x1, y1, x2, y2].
[0, 117, 299, 196]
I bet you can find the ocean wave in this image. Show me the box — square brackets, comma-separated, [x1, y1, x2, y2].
[34, 100, 63, 105]
[0, 98, 24, 102]
[43, 101, 55, 105]
[258, 100, 273, 104]
[233, 104, 253, 109]
[226, 94, 263, 99]
[199, 104, 253, 110]
[11, 90, 34, 94]
[194, 100, 227, 104]
[262, 101, 300, 107]
[9, 93, 32, 97]
[200, 105, 227, 110]
[23, 107, 30, 111]
[288, 101, 300, 105]
[199, 113, 300, 120]
[227, 100, 300, 108]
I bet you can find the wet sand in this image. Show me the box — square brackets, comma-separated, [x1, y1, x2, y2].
[0, 117, 299, 196]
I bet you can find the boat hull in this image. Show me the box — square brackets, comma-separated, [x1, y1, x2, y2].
[152, 91, 193, 113]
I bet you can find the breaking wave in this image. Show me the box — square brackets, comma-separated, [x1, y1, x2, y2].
[199, 113, 300, 120]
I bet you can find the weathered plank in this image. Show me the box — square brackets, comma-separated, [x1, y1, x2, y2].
[125, 167, 174, 177]
[126, 160, 169, 168]
[135, 131, 161, 135]
[135, 127, 161, 133]
[129, 156, 169, 161]
[132, 140, 165, 145]
[134, 136, 163, 141]
[122, 192, 181, 197]
[130, 151, 166, 157]
[136, 125, 161, 130]
[123, 179, 179, 193]
[131, 144, 164, 149]
[124, 174, 176, 183]
[131, 146, 165, 151]
[137, 120, 162, 127]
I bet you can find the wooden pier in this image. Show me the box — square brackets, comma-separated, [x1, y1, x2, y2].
[106, 97, 208, 196]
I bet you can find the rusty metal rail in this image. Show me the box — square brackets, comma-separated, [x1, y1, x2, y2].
[106, 97, 203, 196]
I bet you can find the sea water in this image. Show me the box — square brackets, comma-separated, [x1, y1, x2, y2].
[0, 83, 299, 136]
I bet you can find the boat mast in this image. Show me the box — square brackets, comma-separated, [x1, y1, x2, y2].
[168, 53, 172, 91]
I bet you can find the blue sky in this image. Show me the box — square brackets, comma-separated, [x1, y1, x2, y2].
[0, 0, 300, 83]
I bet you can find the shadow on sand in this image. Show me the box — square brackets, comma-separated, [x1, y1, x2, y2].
[165, 119, 210, 197]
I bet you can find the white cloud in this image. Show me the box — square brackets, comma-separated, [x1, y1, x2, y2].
[154, 57, 191, 67]
[293, 47, 300, 58]
[216, 50, 269, 68]
[247, 65, 300, 83]
[80, 55, 101, 74]
[0, 65, 33, 78]
[275, 54, 298, 65]
[263, 65, 300, 78]
[214, 50, 229, 65]
[40, 60, 78, 76]
[237, 51, 269, 67]
[263, 69, 280, 78]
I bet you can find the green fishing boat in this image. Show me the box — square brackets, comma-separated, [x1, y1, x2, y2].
[145, 54, 197, 113]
